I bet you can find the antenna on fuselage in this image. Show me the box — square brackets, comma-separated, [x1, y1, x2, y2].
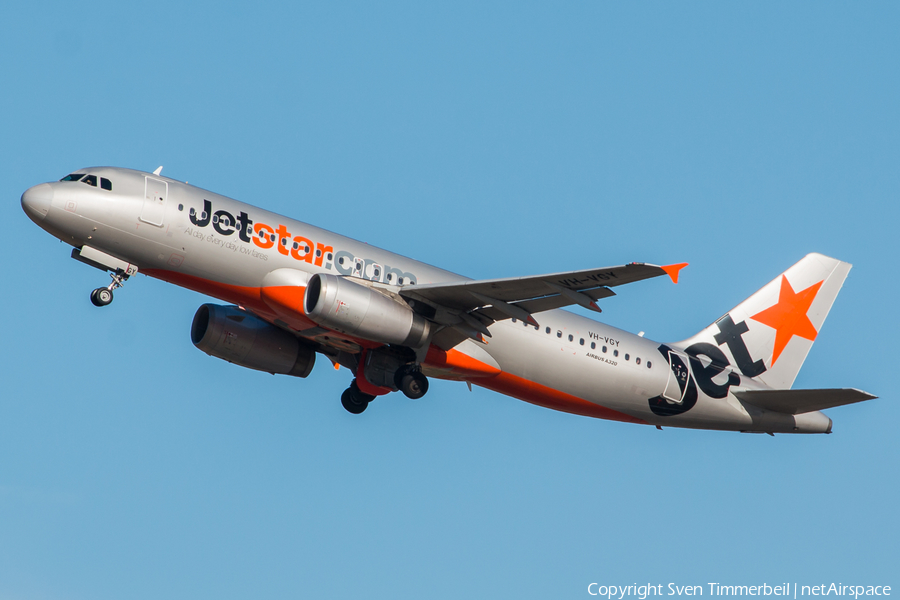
[153, 166, 163, 176]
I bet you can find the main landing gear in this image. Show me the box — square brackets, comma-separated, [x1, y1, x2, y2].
[395, 368, 429, 400]
[90, 269, 130, 307]
[341, 380, 375, 414]
[339, 367, 430, 414]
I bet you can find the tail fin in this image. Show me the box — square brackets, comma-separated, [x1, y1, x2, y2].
[674, 253, 851, 390]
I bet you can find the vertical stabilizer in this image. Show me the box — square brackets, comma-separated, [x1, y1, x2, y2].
[674, 253, 851, 390]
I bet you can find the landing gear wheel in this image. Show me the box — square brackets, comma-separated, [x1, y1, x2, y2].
[341, 381, 374, 414]
[398, 371, 429, 399]
[90, 287, 113, 307]
[89, 269, 130, 307]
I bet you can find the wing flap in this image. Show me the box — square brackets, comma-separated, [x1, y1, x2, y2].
[734, 388, 877, 415]
[474, 288, 616, 322]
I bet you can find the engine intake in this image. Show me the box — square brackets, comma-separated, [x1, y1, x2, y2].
[304, 274, 430, 348]
[191, 304, 315, 377]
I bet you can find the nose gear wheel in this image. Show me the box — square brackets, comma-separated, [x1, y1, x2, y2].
[89, 269, 130, 307]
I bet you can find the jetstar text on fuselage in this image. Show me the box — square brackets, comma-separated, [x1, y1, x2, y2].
[187, 199, 419, 285]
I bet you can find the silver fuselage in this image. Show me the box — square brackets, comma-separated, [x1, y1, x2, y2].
[21, 167, 833, 433]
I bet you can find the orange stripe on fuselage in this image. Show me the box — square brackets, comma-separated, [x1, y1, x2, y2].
[142, 268, 381, 347]
[424, 346, 502, 378]
[143, 268, 271, 314]
[143, 269, 646, 424]
[260, 285, 318, 331]
[476, 371, 647, 424]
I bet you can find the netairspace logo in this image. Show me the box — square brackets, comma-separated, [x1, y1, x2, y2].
[587, 584, 892, 600]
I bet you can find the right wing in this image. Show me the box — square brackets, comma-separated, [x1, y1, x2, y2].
[400, 262, 687, 347]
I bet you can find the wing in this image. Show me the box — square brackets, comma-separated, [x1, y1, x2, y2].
[401, 262, 687, 347]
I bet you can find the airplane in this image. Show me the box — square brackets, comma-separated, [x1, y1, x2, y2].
[20, 166, 876, 433]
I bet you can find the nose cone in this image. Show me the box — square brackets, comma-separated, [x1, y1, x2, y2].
[21, 183, 54, 223]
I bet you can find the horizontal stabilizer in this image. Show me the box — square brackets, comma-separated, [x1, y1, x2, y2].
[734, 388, 877, 415]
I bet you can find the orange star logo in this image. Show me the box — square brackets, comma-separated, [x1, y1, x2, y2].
[750, 275, 823, 365]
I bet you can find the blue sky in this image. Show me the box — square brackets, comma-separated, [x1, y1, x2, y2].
[2, 2, 898, 598]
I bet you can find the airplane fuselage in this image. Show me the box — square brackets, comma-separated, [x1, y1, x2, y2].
[21, 167, 845, 433]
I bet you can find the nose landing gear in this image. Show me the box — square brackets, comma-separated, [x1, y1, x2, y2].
[90, 287, 113, 306]
[90, 269, 130, 307]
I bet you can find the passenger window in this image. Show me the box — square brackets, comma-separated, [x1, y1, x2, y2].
[545, 327, 551, 334]
[614, 350, 619, 357]
[579, 338, 584, 345]
[602, 346, 607, 353]
[636, 357, 641, 365]
[625, 354, 630, 361]
[60, 173, 85, 182]
[178, 204, 184, 211]
[557, 331, 562, 338]
[647, 361, 652, 369]
[100, 177, 112, 191]
[81, 175, 97, 187]
[591, 342, 596, 349]
[568, 334, 573, 342]
[512, 318, 517, 323]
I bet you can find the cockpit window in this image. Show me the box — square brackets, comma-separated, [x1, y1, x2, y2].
[61, 172, 111, 190]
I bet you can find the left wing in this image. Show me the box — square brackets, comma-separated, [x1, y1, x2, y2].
[401, 262, 686, 346]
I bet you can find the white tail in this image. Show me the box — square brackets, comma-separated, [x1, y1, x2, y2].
[674, 253, 851, 390]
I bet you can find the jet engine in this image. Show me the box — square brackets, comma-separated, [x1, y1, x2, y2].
[191, 304, 315, 377]
[303, 274, 430, 348]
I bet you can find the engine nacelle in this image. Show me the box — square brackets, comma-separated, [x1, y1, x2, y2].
[303, 274, 431, 348]
[191, 304, 315, 377]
